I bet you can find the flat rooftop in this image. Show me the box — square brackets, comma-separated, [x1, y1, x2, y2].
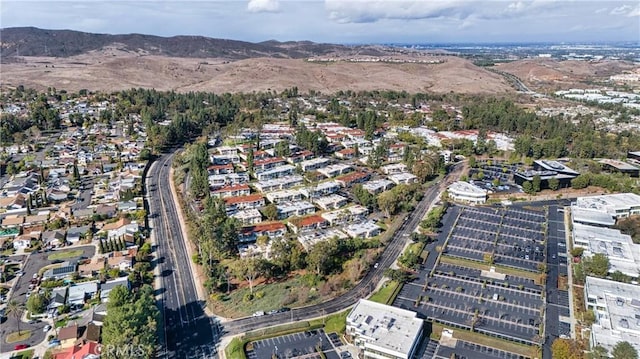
[574, 193, 640, 214]
[347, 299, 423, 355]
[534, 159, 579, 175]
[585, 276, 640, 354]
[598, 159, 639, 171]
[571, 206, 616, 226]
[573, 223, 640, 277]
[448, 181, 487, 195]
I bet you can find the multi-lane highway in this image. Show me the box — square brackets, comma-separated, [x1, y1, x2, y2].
[149, 150, 464, 356]
[146, 153, 218, 359]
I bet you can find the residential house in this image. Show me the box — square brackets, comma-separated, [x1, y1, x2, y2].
[335, 148, 356, 160]
[67, 281, 99, 307]
[254, 175, 303, 192]
[265, 189, 303, 204]
[230, 209, 263, 226]
[239, 222, 287, 243]
[100, 277, 130, 302]
[73, 208, 94, 220]
[381, 163, 408, 175]
[224, 194, 265, 213]
[42, 262, 77, 280]
[321, 205, 369, 226]
[207, 163, 234, 175]
[313, 194, 349, 211]
[344, 220, 382, 239]
[388, 172, 418, 185]
[67, 226, 91, 244]
[299, 181, 341, 199]
[335, 171, 371, 187]
[101, 218, 138, 242]
[48, 287, 68, 311]
[42, 230, 66, 248]
[78, 258, 106, 277]
[288, 215, 329, 234]
[299, 158, 331, 172]
[117, 200, 138, 212]
[362, 179, 395, 195]
[106, 254, 133, 272]
[255, 165, 295, 181]
[2, 215, 24, 229]
[211, 184, 251, 199]
[57, 324, 80, 349]
[95, 204, 117, 218]
[12, 236, 32, 250]
[318, 164, 353, 178]
[276, 201, 315, 220]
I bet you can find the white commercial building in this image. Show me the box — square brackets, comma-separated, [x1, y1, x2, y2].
[572, 223, 640, 278]
[447, 181, 488, 204]
[347, 299, 424, 359]
[584, 277, 640, 355]
[573, 193, 640, 219]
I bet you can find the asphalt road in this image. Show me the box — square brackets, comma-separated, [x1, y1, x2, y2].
[147, 154, 217, 359]
[71, 177, 95, 211]
[0, 246, 95, 353]
[220, 163, 465, 336]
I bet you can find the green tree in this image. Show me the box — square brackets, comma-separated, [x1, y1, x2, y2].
[532, 174, 541, 193]
[588, 345, 608, 359]
[230, 255, 264, 294]
[27, 292, 49, 314]
[262, 203, 279, 221]
[610, 270, 631, 283]
[584, 253, 610, 278]
[5, 300, 25, 334]
[548, 177, 560, 191]
[551, 338, 582, 359]
[102, 285, 158, 359]
[522, 181, 533, 194]
[612, 341, 638, 359]
[570, 247, 584, 258]
[571, 174, 590, 190]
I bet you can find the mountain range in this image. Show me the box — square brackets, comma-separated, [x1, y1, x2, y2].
[0, 27, 389, 61]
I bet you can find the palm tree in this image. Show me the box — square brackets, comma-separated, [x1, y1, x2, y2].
[6, 300, 25, 335]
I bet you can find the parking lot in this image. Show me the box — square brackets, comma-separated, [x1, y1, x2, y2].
[436, 339, 531, 359]
[445, 207, 546, 272]
[246, 329, 342, 359]
[393, 205, 546, 345]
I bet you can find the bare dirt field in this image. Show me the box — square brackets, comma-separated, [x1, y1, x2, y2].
[1, 48, 513, 94]
[496, 58, 638, 91]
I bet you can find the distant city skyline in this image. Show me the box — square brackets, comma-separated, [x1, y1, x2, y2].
[1, 1, 639, 44]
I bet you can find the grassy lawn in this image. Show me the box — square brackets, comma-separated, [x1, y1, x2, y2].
[430, 322, 537, 358]
[369, 280, 401, 305]
[6, 331, 31, 343]
[1, 249, 14, 256]
[209, 275, 327, 318]
[47, 249, 84, 261]
[10, 349, 34, 359]
[309, 310, 349, 334]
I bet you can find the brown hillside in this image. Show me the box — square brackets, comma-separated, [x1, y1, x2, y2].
[0, 51, 513, 94]
[496, 58, 637, 90]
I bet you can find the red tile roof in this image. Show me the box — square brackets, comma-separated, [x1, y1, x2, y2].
[224, 194, 264, 205]
[291, 215, 327, 228]
[241, 221, 286, 235]
[211, 184, 250, 194]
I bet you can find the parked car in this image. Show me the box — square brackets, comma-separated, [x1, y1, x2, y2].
[252, 311, 265, 317]
[14, 344, 29, 350]
[43, 324, 51, 332]
[47, 339, 60, 348]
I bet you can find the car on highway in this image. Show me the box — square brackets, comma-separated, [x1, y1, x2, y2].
[374, 262, 379, 269]
[14, 344, 29, 350]
[252, 311, 265, 317]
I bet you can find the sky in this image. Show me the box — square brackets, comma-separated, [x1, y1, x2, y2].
[1, 0, 639, 44]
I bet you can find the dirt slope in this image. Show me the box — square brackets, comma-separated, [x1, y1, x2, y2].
[0, 51, 513, 94]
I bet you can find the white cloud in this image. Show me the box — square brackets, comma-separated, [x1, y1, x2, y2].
[325, 0, 473, 23]
[247, 0, 280, 13]
[626, 4, 640, 16]
[610, 4, 631, 15]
